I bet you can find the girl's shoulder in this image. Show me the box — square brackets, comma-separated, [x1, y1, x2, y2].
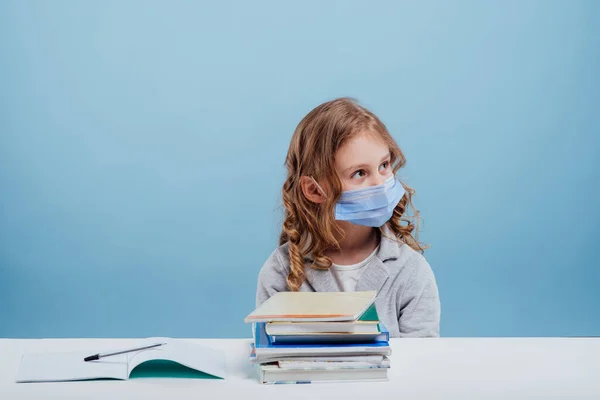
[379, 228, 433, 278]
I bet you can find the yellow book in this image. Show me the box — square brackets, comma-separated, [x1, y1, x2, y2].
[244, 291, 377, 323]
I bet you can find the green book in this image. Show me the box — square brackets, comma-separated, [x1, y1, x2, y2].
[357, 303, 379, 322]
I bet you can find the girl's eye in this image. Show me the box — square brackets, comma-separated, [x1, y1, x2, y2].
[351, 170, 366, 180]
[379, 161, 390, 171]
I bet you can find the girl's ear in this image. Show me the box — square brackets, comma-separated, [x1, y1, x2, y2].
[299, 176, 327, 204]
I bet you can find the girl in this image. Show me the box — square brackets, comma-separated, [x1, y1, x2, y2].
[255, 98, 440, 337]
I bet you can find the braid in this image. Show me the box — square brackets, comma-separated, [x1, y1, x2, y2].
[280, 181, 307, 291]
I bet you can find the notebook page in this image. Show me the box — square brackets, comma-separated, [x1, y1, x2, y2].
[16, 350, 128, 383]
[127, 339, 226, 379]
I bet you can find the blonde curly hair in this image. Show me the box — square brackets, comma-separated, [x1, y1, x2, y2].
[279, 98, 425, 291]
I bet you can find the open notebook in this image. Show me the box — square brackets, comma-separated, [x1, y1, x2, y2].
[15, 338, 226, 383]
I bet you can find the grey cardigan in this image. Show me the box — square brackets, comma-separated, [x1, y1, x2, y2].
[255, 227, 441, 338]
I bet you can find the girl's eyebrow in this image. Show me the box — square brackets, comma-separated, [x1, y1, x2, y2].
[343, 154, 391, 174]
[344, 163, 369, 174]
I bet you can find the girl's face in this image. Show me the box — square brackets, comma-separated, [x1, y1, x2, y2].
[334, 131, 393, 191]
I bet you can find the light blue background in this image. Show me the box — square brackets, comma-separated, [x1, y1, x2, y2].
[1, 1, 599, 338]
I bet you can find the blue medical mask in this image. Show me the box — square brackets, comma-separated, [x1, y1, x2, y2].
[334, 176, 406, 227]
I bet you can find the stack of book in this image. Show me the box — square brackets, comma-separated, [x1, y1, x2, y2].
[244, 291, 391, 384]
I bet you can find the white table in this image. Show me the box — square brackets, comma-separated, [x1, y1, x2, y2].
[1, 338, 598, 399]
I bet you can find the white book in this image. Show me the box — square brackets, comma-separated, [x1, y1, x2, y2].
[257, 363, 388, 384]
[245, 291, 377, 323]
[266, 321, 380, 335]
[251, 346, 392, 364]
[15, 338, 226, 383]
[278, 356, 391, 369]
[254, 344, 391, 358]
[250, 354, 385, 364]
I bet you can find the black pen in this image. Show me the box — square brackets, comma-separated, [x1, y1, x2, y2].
[84, 342, 166, 362]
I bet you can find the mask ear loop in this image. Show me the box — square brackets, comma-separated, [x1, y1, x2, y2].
[310, 177, 328, 200]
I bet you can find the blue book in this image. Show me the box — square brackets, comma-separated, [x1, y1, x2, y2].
[252, 323, 391, 359]
[269, 322, 390, 345]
